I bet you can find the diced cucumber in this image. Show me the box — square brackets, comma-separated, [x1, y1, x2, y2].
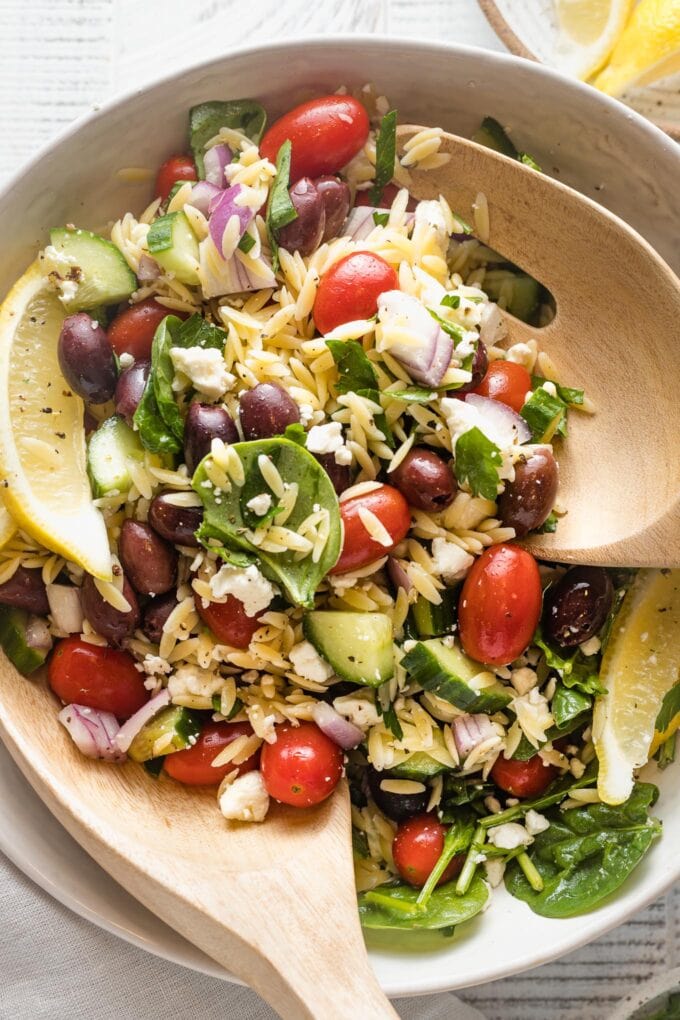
[410, 590, 458, 639]
[49, 227, 137, 312]
[0, 607, 50, 674]
[303, 611, 394, 686]
[87, 415, 146, 498]
[482, 270, 541, 323]
[471, 117, 518, 159]
[402, 639, 511, 714]
[389, 752, 448, 781]
[147, 211, 200, 285]
[189, 100, 267, 177]
[127, 705, 202, 763]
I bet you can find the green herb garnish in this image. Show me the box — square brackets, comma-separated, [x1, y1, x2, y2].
[369, 109, 398, 206]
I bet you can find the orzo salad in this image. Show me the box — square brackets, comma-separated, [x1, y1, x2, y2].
[0, 88, 678, 944]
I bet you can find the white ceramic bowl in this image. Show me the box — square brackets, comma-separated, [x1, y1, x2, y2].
[1, 37, 678, 998]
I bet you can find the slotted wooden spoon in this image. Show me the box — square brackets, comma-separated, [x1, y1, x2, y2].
[400, 125, 680, 567]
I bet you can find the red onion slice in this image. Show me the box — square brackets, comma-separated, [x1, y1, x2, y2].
[137, 254, 161, 282]
[203, 143, 232, 188]
[114, 688, 170, 753]
[208, 184, 254, 259]
[387, 556, 414, 595]
[312, 702, 363, 749]
[464, 393, 531, 445]
[452, 713, 495, 758]
[58, 704, 125, 762]
[190, 181, 222, 217]
[46, 583, 83, 634]
[378, 290, 452, 387]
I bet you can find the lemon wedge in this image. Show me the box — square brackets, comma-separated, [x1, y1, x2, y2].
[556, 0, 634, 78]
[593, 570, 680, 805]
[0, 262, 112, 579]
[0, 501, 16, 549]
[649, 701, 680, 756]
[593, 0, 680, 95]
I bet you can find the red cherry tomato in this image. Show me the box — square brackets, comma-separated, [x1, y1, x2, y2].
[392, 814, 465, 888]
[164, 721, 259, 786]
[48, 637, 148, 720]
[108, 298, 185, 360]
[331, 484, 411, 575]
[260, 96, 369, 182]
[354, 183, 417, 212]
[313, 252, 399, 335]
[491, 753, 557, 799]
[260, 722, 343, 807]
[196, 594, 263, 650]
[155, 154, 196, 202]
[472, 360, 532, 414]
[458, 544, 542, 666]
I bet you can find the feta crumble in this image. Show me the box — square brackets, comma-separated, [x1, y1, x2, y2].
[333, 692, 381, 730]
[218, 770, 270, 822]
[170, 346, 235, 400]
[246, 493, 273, 517]
[306, 422, 350, 465]
[525, 809, 550, 836]
[168, 664, 225, 702]
[431, 537, 474, 583]
[289, 640, 334, 683]
[209, 563, 277, 618]
[486, 822, 533, 850]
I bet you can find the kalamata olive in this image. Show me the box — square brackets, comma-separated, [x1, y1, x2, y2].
[118, 519, 177, 597]
[184, 403, 238, 474]
[498, 448, 559, 538]
[81, 574, 140, 646]
[0, 567, 49, 615]
[238, 382, 300, 440]
[452, 341, 488, 396]
[390, 448, 456, 511]
[314, 175, 351, 242]
[114, 360, 150, 424]
[142, 591, 177, 644]
[276, 177, 325, 257]
[542, 566, 614, 649]
[58, 313, 117, 404]
[313, 452, 353, 495]
[367, 767, 429, 822]
[149, 495, 203, 547]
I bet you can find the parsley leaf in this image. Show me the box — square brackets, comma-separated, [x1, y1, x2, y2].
[369, 109, 398, 205]
[454, 427, 502, 500]
[378, 701, 403, 740]
[326, 339, 378, 393]
[266, 140, 297, 271]
[428, 308, 465, 344]
[372, 211, 389, 227]
[521, 387, 567, 442]
[441, 294, 461, 309]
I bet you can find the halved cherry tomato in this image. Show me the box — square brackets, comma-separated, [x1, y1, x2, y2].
[331, 483, 411, 575]
[196, 594, 263, 650]
[392, 814, 465, 888]
[354, 183, 417, 212]
[260, 96, 369, 182]
[472, 360, 532, 414]
[261, 722, 343, 807]
[313, 252, 398, 335]
[48, 637, 148, 720]
[458, 543, 542, 665]
[491, 753, 557, 799]
[155, 154, 196, 202]
[108, 298, 187, 361]
[164, 721, 259, 786]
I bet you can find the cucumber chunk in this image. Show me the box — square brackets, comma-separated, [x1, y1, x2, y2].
[0, 606, 50, 674]
[127, 705, 202, 763]
[389, 751, 448, 781]
[48, 227, 137, 312]
[402, 639, 511, 714]
[483, 270, 541, 323]
[189, 100, 267, 177]
[471, 117, 518, 159]
[147, 211, 200, 285]
[87, 415, 147, 498]
[303, 611, 394, 686]
[410, 590, 458, 638]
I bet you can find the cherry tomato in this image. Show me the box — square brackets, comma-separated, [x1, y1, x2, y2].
[260, 722, 343, 807]
[48, 637, 148, 720]
[313, 252, 398, 335]
[472, 360, 532, 414]
[164, 721, 259, 786]
[354, 183, 417, 212]
[491, 753, 557, 799]
[331, 484, 411, 575]
[196, 594, 263, 650]
[108, 298, 180, 361]
[392, 814, 465, 888]
[155, 154, 196, 202]
[458, 543, 542, 666]
[260, 96, 369, 182]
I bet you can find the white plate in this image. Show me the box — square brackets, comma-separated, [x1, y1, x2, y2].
[1, 37, 679, 997]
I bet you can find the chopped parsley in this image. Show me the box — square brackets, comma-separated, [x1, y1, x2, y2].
[454, 427, 502, 500]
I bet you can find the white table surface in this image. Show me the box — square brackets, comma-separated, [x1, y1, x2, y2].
[0, 2, 677, 1018]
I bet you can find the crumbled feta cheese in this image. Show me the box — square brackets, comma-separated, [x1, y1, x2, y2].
[209, 563, 277, 618]
[510, 666, 538, 696]
[289, 641, 334, 683]
[246, 493, 273, 517]
[484, 858, 506, 887]
[307, 422, 344, 456]
[525, 809, 550, 836]
[541, 380, 558, 398]
[579, 636, 601, 656]
[299, 403, 314, 427]
[511, 687, 554, 748]
[333, 692, 381, 730]
[170, 346, 235, 400]
[119, 352, 135, 369]
[139, 654, 172, 677]
[219, 770, 270, 822]
[334, 445, 353, 466]
[168, 664, 225, 701]
[506, 342, 536, 371]
[431, 537, 474, 583]
[486, 822, 533, 850]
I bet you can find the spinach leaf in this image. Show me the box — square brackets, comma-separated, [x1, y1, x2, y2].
[358, 871, 488, 932]
[511, 733, 543, 761]
[439, 774, 493, 817]
[369, 109, 397, 205]
[454, 426, 502, 500]
[534, 627, 605, 696]
[266, 140, 297, 271]
[193, 437, 341, 607]
[283, 423, 307, 447]
[133, 355, 182, 456]
[238, 232, 256, 254]
[655, 682, 680, 732]
[325, 339, 378, 393]
[656, 731, 676, 770]
[552, 683, 592, 730]
[388, 386, 436, 404]
[505, 782, 661, 918]
[189, 100, 267, 177]
[519, 152, 542, 172]
[150, 316, 185, 442]
[480, 764, 598, 829]
[352, 828, 370, 859]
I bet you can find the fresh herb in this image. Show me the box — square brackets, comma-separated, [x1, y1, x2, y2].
[377, 700, 403, 740]
[388, 385, 436, 404]
[534, 628, 605, 697]
[454, 427, 502, 501]
[428, 308, 465, 344]
[552, 683, 592, 731]
[441, 294, 461, 309]
[238, 231, 256, 254]
[417, 813, 476, 908]
[150, 316, 185, 442]
[521, 387, 568, 442]
[325, 339, 378, 393]
[439, 774, 493, 817]
[283, 422, 307, 447]
[189, 100, 267, 177]
[358, 872, 488, 933]
[173, 313, 228, 352]
[266, 140, 298, 271]
[352, 827, 370, 859]
[519, 152, 542, 172]
[655, 682, 680, 733]
[505, 782, 661, 917]
[537, 511, 559, 534]
[369, 109, 398, 206]
[372, 211, 389, 227]
[656, 731, 676, 770]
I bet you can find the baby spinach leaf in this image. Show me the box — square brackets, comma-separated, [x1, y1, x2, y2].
[534, 628, 605, 696]
[428, 308, 466, 344]
[150, 315, 185, 442]
[439, 774, 493, 817]
[358, 872, 488, 932]
[266, 140, 297, 270]
[193, 437, 341, 607]
[505, 782, 661, 918]
[417, 812, 476, 908]
[519, 152, 542, 172]
[326, 339, 378, 393]
[454, 426, 502, 500]
[552, 683, 592, 731]
[655, 682, 680, 733]
[283, 423, 307, 447]
[133, 365, 182, 455]
[369, 109, 397, 206]
[189, 100, 267, 177]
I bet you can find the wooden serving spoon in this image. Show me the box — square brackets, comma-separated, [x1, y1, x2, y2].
[400, 125, 680, 568]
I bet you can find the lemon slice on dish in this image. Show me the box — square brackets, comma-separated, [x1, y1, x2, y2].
[0, 262, 112, 579]
[592, 0, 680, 96]
[593, 569, 680, 805]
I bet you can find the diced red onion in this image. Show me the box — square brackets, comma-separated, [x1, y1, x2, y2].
[189, 181, 222, 217]
[25, 615, 53, 655]
[451, 232, 476, 243]
[58, 704, 125, 762]
[137, 254, 161, 282]
[312, 702, 363, 750]
[464, 393, 531, 445]
[203, 143, 232, 188]
[377, 290, 452, 388]
[452, 713, 496, 758]
[387, 556, 414, 595]
[46, 583, 83, 635]
[114, 688, 170, 754]
[208, 184, 254, 259]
